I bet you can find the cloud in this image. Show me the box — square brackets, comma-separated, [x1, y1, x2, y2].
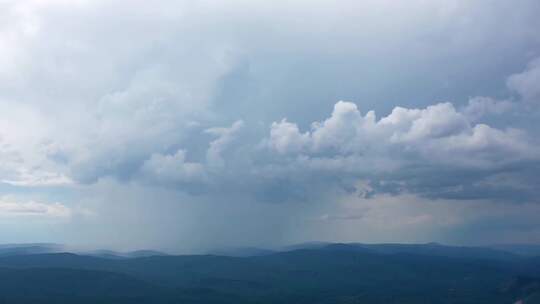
[390, 103, 469, 142]
[141, 149, 206, 185]
[205, 120, 244, 168]
[0, 0, 539, 249]
[0, 197, 71, 218]
[316, 191, 540, 245]
[268, 119, 310, 154]
[262, 93, 540, 203]
[267, 101, 537, 167]
[319, 213, 365, 221]
[1, 0, 539, 191]
[461, 96, 514, 121]
[1, 171, 72, 187]
[507, 57, 540, 102]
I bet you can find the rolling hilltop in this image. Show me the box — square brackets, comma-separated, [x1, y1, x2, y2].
[0, 243, 538, 303]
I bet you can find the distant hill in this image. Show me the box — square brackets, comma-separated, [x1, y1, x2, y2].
[83, 249, 168, 259]
[490, 244, 540, 257]
[320, 242, 519, 261]
[208, 247, 275, 257]
[0, 243, 64, 257]
[280, 241, 332, 252]
[0, 243, 168, 259]
[0, 242, 538, 303]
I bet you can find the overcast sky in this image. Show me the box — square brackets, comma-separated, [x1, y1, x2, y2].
[1, 0, 540, 252]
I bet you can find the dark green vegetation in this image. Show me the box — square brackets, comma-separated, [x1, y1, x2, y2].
[0, 243, 539, 303]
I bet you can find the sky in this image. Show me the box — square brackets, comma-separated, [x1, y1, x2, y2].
[0, 0, 540, 253]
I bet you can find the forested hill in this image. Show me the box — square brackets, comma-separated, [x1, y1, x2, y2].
[0, 243, 539, 304]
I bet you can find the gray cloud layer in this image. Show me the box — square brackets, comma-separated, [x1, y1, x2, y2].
[1, 0, 539, 251]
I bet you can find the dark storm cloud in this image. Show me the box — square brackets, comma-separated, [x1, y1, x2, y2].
[1, 0, 540, 249]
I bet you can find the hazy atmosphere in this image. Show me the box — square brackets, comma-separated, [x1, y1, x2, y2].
[1, 0, 540, 253]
